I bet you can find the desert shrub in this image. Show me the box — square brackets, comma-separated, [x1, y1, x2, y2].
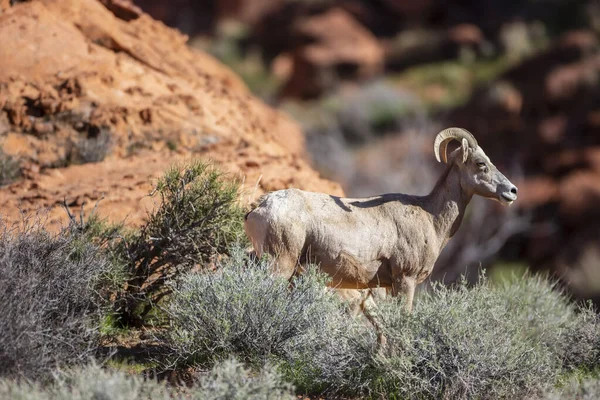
[0, 364, 169, 400]
[63, 200, 131, 290]
[372, 274, 590, 399]
[498, 277, 600, 372]
[74, 129, 113, 164]
[0, 149, 21, 186]
[194, 358, 295, 400]
[0, 359, 293, 400]
[0, 217, 113, 380]
[116, 160, 247, 325]
[164, 246, 374, 395]
[560, 304, 600, 371]
[543, 377, 600, 400]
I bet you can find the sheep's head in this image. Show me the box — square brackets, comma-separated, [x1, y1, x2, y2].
[434, 128, 518, 205]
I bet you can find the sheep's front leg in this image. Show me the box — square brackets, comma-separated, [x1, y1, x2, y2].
[392, 275, 416, 312]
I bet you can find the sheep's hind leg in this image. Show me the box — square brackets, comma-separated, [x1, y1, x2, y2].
[361, 290, 387, 347]
[392, 275, 416, 312]
[271, 253, 299, 281]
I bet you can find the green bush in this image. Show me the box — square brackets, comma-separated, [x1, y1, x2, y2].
[116, 160, 248, 325]
[164, 246, 374, 395]
[372, 274, 596, 399]
[0, 217, 113, 380]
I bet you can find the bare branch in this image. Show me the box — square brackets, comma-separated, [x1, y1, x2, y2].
[62, 197, 77, 226]
[79, 201, 87, 228]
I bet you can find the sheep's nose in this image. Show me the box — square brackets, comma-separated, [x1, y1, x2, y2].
[510, 186, 518, 195]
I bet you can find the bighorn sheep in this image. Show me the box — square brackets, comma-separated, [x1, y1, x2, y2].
[244, 128, 518, 339]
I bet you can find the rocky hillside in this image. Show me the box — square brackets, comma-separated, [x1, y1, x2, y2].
[0, 0, 342, 229]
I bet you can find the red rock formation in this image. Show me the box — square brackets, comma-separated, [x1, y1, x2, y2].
[0, 0, 342, 230]
[280, 8, 384, 98]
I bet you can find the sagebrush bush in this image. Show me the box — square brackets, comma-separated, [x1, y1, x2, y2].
[560, 305, 600, 371]
[543, 377, 600, 400]
[164, 247, 374, 395]
[74, 130, 113, 164]
[0, 217, 113, 380]
[0, 364, 168, 400]
[372, 274, 594, 399]
[0, 360, 294, 400]
[498, 277, 600, 372]
[194, 358, 295, 400]
[0, 149, 21, 186]
[117, 160, 248, 324]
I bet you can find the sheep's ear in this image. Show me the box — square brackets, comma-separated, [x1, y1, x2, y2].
[461, 138, 469, 163]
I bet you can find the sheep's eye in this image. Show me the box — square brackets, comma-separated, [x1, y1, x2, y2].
[476, 162, 486, 168]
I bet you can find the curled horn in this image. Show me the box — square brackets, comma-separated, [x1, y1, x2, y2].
[433, 127, 478, 164]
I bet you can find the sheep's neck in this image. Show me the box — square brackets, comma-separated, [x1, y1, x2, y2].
[427, 163, 472, 241]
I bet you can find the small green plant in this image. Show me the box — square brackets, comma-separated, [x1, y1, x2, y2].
[166, 139, 178, 151]
[0, 149, 21, 186]
[73, 129, 113, 164]
[62, 199, 132, 301]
